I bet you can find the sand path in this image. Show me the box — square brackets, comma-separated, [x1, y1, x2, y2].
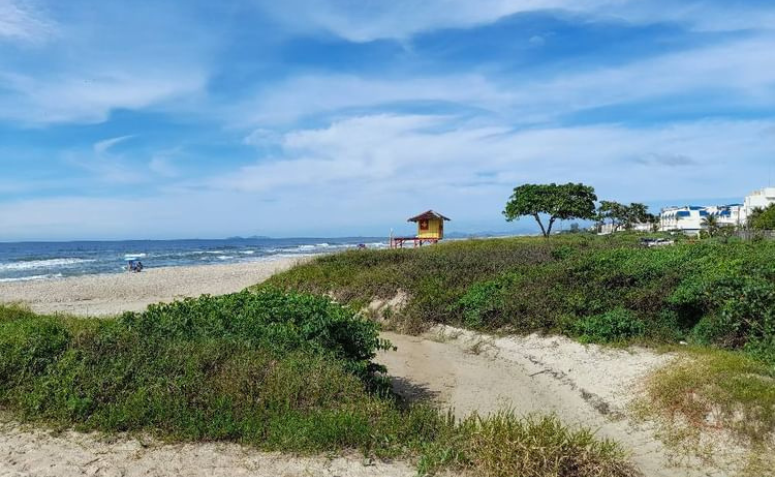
[378, 328, 730, 477]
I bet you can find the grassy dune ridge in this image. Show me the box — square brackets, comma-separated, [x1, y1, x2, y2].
[264, 235, 775, 358]
[264, 235, 775, 463]
[0, 289, 635, 477]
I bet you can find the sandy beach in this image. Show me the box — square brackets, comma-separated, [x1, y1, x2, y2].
[0, 258, 303, 316]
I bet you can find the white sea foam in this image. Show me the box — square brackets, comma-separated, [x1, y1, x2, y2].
[0, 273, 64, 283]
[0, 258, 95, 272]
[240, 250, 256, 255]
[217, 255, 233, 260]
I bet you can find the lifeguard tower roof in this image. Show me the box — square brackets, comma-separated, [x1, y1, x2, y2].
[407, 210, 451, 222]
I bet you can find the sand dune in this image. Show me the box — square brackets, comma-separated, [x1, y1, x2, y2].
[0, 262, 740, 477]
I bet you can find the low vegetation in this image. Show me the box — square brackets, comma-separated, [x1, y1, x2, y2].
[749, 204, 775, 231]
[0, 291, 635, 477]
[640, 349, 775, 474]
[644, 350, 775, 446]
[264, 235, 775, 360]
[265, 234, 775, 470]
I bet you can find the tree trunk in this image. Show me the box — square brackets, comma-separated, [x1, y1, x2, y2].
[533, 214, 548, 237]
[546, 217, 557, 236]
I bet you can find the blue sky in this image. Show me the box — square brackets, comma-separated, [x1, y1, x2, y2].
[1, 0, 774, 240]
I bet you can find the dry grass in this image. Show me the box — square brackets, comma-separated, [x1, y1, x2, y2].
[638, 349, 775, 475]
[419, 412, 637, 477]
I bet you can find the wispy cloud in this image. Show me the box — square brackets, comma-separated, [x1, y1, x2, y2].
[255, 0, 775, 42]
[0, 2, 214, 126]
[222, 114, 775, 202]
[93, 135, 135, 155]
[632, 153, 697, 167]
[255, 0, 623, 42]
[148, 148, 183, 178]
[0, 0, 54, 43]
[0, 69, 208, 125]
[232, 74, 513, 126]
[2, 1, 774, 239]
[6, 115, 772, 239]
[231, 35, 775, 129]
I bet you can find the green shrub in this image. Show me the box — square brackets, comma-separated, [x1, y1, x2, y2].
[457, 278, 510, 329]
[0, 293, 637, 477]
[0, 315, 70, 394]
[692, 278, 775, 364]
[119, 289, 391, 382]
[266, 236, 775, 358]
[573, 308, 645, 343]
[0, 290, 397, 446]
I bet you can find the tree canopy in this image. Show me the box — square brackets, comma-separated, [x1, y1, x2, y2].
[503, 183, 597, 237]
[597, 201, 651, 232]
[749, 204, 775, 231]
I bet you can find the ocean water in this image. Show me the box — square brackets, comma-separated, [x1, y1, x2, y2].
[0, 237, 387, 283]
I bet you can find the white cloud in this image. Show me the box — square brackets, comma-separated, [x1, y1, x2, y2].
[234, 35, 775, 128]
[149, 150, 182, 178]
[0, 0, 54, 43]
[255, 0, 624, 42]
[5, 115, 772, 239]
[220, 114, 775, 205]
[0, 2, 214, 125]
[522, 36, 775, 113]
[233, 74, 516, 126]
[93, 135, 135, 155]
[0, 69, 207, 125]
[255, 0, 775, 42]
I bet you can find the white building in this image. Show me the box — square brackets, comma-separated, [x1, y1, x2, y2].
[742, 187, 775, 223]
[660, 206, 707, 235]
[652, 187, 774, 235]
[659, 204, 744, 235]
[598, 222, 652, 234]
[706, 204, 745, 228]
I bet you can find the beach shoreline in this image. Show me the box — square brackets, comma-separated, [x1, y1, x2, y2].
[0, 257, 305, 316]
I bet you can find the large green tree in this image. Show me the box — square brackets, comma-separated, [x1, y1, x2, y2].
[597, 201, 627, 232]
[625, 203, 650, 230]
[503, 183, 598, 237]
[596, 201, 650, 232]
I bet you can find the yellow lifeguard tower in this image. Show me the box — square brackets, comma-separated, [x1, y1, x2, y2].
[390, 210, 451, 248]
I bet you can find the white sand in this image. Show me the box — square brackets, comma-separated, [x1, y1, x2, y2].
[0, 258, 304, 316]
[379, 327, 739, 477]
[0, 421, 416, 477]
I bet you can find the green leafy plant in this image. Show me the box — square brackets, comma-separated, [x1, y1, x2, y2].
[573, 308, 646, 343]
